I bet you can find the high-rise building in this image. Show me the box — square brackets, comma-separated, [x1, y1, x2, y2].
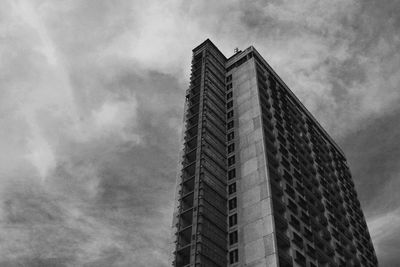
[170, 39, 378, 267]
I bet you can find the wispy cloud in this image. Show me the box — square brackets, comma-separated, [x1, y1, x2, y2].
[0, 0, 399, 266]
[368, 208, 400, 266]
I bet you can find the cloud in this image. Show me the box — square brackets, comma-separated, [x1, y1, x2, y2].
[26, 130, 56, 179]
[368, 208, 400, 267]
[0, 0, 399, 266]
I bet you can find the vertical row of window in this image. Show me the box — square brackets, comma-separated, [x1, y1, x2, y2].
[226, 74, 239, 265]
[259, 64, 376, 266]
[257, 66, 318, 266]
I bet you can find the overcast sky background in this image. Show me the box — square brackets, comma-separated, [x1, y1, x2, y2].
[0, 0, 399, 266]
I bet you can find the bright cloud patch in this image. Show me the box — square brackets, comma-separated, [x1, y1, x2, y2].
[0, 0, 399, 266]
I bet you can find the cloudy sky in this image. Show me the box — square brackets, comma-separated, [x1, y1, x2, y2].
[0, 0, 399, 266]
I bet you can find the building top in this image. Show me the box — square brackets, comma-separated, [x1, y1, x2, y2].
[192, 39, 345, 158]
[192, 38, 227, 60]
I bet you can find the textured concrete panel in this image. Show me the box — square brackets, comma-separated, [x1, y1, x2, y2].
[241, 172, 261, 192]
[265, 254, 278, 267]
[261, 214, 274, 236]
[246, 131, 256, 144]
[242, 186, 261, 208]
[244, 238, 265, 264]
[260, 197, 272, 216]
[242, 202, 262, 222]
[237, 89, 252, 105]
[255, 140, 264, 156]
[247, 258, 267, 267]
[237, 98, 252, 116]
[260, 181, 270, 199]
[241, 158, 258, 177]
[238, 108, 254, 124]
[239, 119, 254, 136]
[233, 59, 278, 267]
[243, 219, 263, 244]
[240, 144, 257, 163]
[253, 128, 264, 142]
[264, 233, 276, 255]
[253, 116, 261, 129]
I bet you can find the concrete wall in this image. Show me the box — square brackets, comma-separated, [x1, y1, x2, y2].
[231, 59, 278, 267]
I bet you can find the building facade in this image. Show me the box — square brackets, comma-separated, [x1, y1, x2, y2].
[171, 39, 378, 267]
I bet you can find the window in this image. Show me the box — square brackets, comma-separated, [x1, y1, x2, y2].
[229, 249, 238, 264]
[229, 231, 238, 245]
[227, 110, 234, 119]
[228, 169, 236, 180]
[227, 121, 234, 129]
[293, 232, 304, 248]
[288, 199, 298, 214]
[227, 100, 233, 109]
[229, 214, 237, 227]
[227, 83, 232, 90]
[226, 91, 233, 99]
[229, 198, 237, 210]
[295, 250, 306, 264]
[226, 75, 232, 82]
[228, 156, 235, 166]
[227, 132, 234, 141]
[228, 143, 235, 153]
[229, 183, 236, 195]
[290, 215, 301, 230]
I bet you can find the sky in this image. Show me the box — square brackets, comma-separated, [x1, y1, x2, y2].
[0, 0, 399, 266]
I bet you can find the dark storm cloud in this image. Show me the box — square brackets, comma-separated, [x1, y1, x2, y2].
[341, 106, 400, 212]
[0, 0, 399, 266]
[339, 106, 400, 267]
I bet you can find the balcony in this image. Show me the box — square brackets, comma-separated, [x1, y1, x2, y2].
[306, 244, 316, 259]
[278, 251, 293, 267]
[264, 120, 275, 133]
[298, 196, 307, 210]
[325, 245, 335, 257]
[272, 195, 286, 213]
[184, 136, 198, 152]
[295, 182, 304, 196]
[287, 201, 298, 215]
[181, 178, 195, 196]
[318, 215, 328, 226]
[276, 231, 291, 249]
[177, 226, 192, 248]
[269, 167, 282, 182]
[267, 153, 280, 169]
[180, 193, 194, 212]
[274, 213, 288, 230]
[303, 227, 313, 242]
[185, 124, 198, 140]
[300, 212, 310, 226]
[187, 93, 200, 107]
[316, 202, 325, 213]
[179, 209, 193, 228]
[292, 234, 304, 249]
[294, 251, 307, 267]
[198, 202, 227, 230]
[321, 228, 331, 241]
[289, 215, 301, 231]
[343, 248, 353, 259]
[271, 180, 284, 196]
[181, 167, 195, 182]
[284, 184, 296, 199]
[315, 247, 329, 264]
[183, 149, 197, 166]
[174, 245, 191, 267]
[283, 170, 293, 185]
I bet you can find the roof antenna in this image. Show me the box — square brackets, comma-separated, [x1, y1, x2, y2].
[234, 47, 239, 54]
